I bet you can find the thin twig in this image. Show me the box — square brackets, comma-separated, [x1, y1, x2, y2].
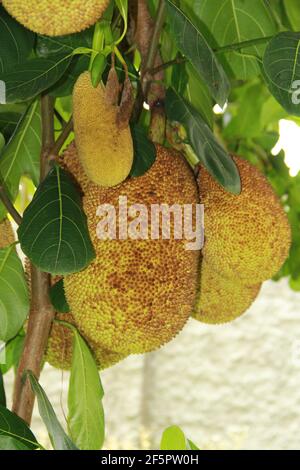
[50, 117, 73, 157]
[0, 186, 22, 225]
[12, 95, 56, 425]
[148, 56, 186, 75]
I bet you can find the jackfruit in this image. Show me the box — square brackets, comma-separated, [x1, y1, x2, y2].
[72, 71, 134, 187]
[2, 0, 109, 36]
[64, 144, 200, 356]
[45, 312, 126, 370]
[59, 142, 90, 195]
[193, 259, 261, 324]
[198, 156, 291, 284]
[0, 218, 15, 248]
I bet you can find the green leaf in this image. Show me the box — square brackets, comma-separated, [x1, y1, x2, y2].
[160, 425, 187, 450]
[0, 404, 39, 450]
[185, 62, 213, 128]
[27, 371, 78, 450]
[18, 165, 95, 275]
[283, 0, 300, 30]
[0, 333, 24, 375]
[0, 245, 29, 342]
[130, 124, 156, 177]
[115, 0, 128, 44]
[0, 55, 72, 103]
[194, 0, 276, 79]
[0, 435, 33, 450]
[0, 100, 41, 219]
[68, 330, 105, 450]
[50, 279, 70, 314]
[187, 439, 200, 450]
[0, 112, 21, 141]
[165, 0, 230, 106]
[166, 88, 240, 194]
[0, 133, 4, 152]
[0, 371, 5, 407]
[0, 6, 34, 73]
[263, 32, 300, 116]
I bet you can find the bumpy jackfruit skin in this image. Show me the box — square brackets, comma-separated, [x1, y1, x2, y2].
[0, 218, 15, 248]
[193, 260, 261, 324]
[2, 0, 109, 36]
[64, 144, 200, 356]
[73, 72, 134, 187]
[59, 142, 90, 195]
[45, 312, 126, 370]
[198, 156, 291, 284]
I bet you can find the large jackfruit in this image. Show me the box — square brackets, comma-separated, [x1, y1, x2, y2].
[64, 144, 200, 356]
[0, 218, 15, 248]
[193, 260, 261, 324]
[2, 0, 109, 36]
[73, 72, 133, 187]
[45, 312, 126, 370]
[198, 156, 291, 284]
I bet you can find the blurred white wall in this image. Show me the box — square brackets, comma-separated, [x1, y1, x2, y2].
[5, 279, 300, 450]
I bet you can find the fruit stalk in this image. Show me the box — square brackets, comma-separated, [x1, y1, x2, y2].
[12, 96, 56, 425]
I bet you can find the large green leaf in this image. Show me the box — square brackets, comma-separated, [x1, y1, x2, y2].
[0, 112, 21, 141]
[0, 100, 41, 219]
[0, 332, 24, 374]
[0, 6, 34, 73]
[0, 245, 29, 342]
[0, 55, 72, 103]
[193, 0, 276, 79]
[68, 330, 105, 450]
[0, 404, 39, 450]
[160, 425, 187, 450]
[263, 32, 300, 116]
[166, 88, 240, 194]
[185, 62, 213, 128]
[27, 372, 78, 450]
[50, 279, 70, 314]
[18, 165, 95, 275]
[284, 0, 300, 30]
[166, 0, 230, 106]
[130, 124, 156, 177]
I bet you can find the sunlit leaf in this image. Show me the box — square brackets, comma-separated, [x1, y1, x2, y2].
[68, 330, 105, 450]
[0, 404, 39, 450]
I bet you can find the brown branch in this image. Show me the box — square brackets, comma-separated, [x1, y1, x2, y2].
[0, 186, 22, 225]
[50, 117, 73, 158]
[12, 95, 56, 425]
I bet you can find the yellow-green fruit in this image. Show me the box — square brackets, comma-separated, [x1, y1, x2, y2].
[199, 156, 291, 284]
[59, 142, 90, 195]
[64, 144, 200, 356]
[2, 0, 109, 36]
[0, 219, 15, 248]
[193, 260, 261, 324]
[45, 313, 126, 370]
[73, 72, 134, 187]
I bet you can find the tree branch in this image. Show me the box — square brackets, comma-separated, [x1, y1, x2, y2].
[50, 117, 73, 158]
[12, 95, 56, 425]
[0, 186, 22, 225]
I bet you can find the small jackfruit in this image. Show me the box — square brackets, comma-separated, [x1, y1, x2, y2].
[2, 0, 109, 36]
[45, 312, 126, 370]
[0, 218, 15, 248]
[198, 156, 291, 284]
[64, 144, 200, 356]
[193, 260, 261, 324]
[72, 72, 134, 187]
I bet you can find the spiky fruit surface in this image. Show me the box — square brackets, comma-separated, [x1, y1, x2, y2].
[59, 142, 90, 195]
[198, 156, 291, 284]
[45, 312, 126, 370]
[73, 72, 133, 187]
[193, 260, 261, 324]
[64, 144, 200, 356]
[2, 0, 108, 36]
[0, 219, 15, 248]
